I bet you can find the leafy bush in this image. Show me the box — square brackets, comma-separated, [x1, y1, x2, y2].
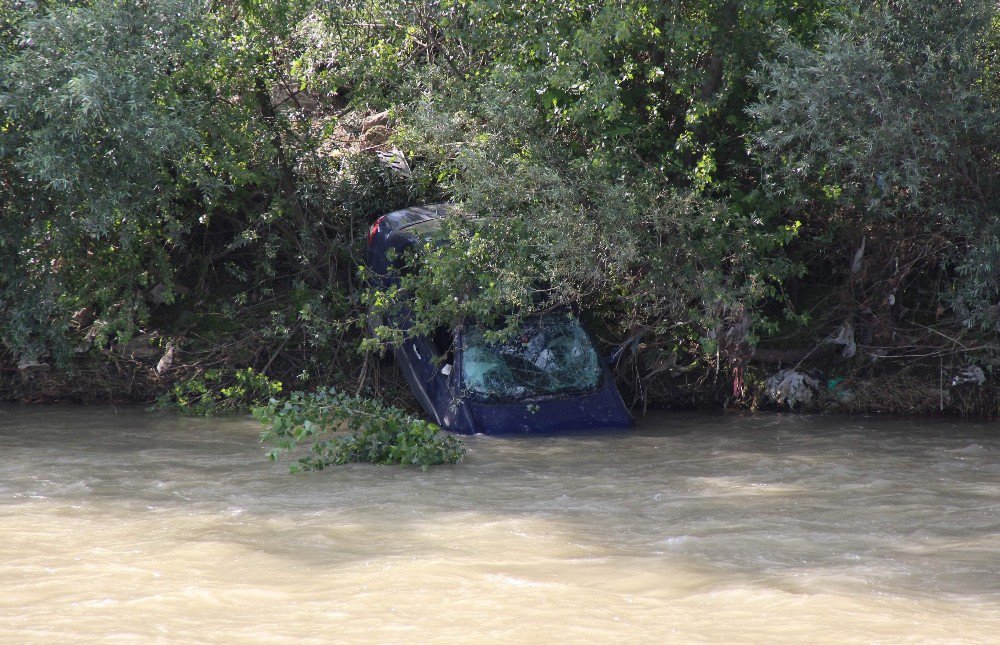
[751, 0, 999, 331]
[0, 0, 223, 362]
[3, 0, 997, 411]
[254, 388, 466, 471]
[159, 368, 283, 416]
[339, 1, 817, 375]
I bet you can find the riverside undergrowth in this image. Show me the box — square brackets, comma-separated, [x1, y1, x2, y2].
[2, 0, 997, 417]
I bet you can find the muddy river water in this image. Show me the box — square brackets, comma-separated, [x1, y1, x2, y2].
[1, 406, 998, 642]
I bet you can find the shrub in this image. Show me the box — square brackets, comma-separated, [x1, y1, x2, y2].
[159, 368, 283, 416]
[254, 388, 466, 471]
[750, 0, 1000, 331]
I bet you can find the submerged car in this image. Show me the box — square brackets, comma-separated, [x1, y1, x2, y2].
[366, 204, 632, 434]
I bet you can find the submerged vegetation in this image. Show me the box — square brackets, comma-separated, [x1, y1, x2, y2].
[1, 0, 998, 416]
[157, 367, 283, 416]
[255, 388, 465, 471]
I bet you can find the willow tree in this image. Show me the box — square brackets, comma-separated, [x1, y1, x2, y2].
[751, 0, 1000, 346]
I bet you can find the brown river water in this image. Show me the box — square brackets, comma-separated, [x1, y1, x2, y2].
[1, 405, 998, 643]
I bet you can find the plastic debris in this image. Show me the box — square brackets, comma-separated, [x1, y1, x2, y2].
[377, 147, 411, 177]
[765, 369, 820, 409]
[951, 365, 986, 387]
[156, 342, 176, 375]
[17, 356, 48, 370]
[835, 388, 856, 403]
[827, 321, 857, 358]
[851, 237, 866, 273]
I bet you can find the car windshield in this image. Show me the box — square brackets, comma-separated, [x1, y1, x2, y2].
[461, 316, 602, 401]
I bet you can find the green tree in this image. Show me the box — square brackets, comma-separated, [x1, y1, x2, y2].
[1, 0, 229, 360]
[313, 1, 829, 377]
[751, 0, 999, 334]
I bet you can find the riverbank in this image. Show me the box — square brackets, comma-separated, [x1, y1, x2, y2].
[3, 1, 997, 428]
[4, 349, 998, 419]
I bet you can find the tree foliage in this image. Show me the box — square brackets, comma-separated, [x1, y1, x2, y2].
[1, 0, 262, 360]
[752, 0, 1000, 333]
[323, 0, 822, 361]
[1, 0, 997, 410]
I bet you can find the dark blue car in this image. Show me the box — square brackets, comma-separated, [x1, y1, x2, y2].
[366, 204, 632, 434]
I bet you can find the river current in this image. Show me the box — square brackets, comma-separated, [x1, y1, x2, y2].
[1, 406, 998, 642]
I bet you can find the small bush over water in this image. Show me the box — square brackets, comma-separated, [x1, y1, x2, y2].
[254, 388, 465, 472]
[158, 368, 283, 416]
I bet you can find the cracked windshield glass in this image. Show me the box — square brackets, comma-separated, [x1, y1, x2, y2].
[461, 317, 602, 401]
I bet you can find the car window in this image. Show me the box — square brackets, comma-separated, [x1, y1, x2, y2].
[461, 316, 602, 401]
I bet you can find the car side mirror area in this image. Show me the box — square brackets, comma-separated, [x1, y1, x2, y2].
[605, 332, 644, 367]
[605, 345, 628, 367]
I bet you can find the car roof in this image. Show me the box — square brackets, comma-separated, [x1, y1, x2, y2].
[384, 203, 463, 236]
